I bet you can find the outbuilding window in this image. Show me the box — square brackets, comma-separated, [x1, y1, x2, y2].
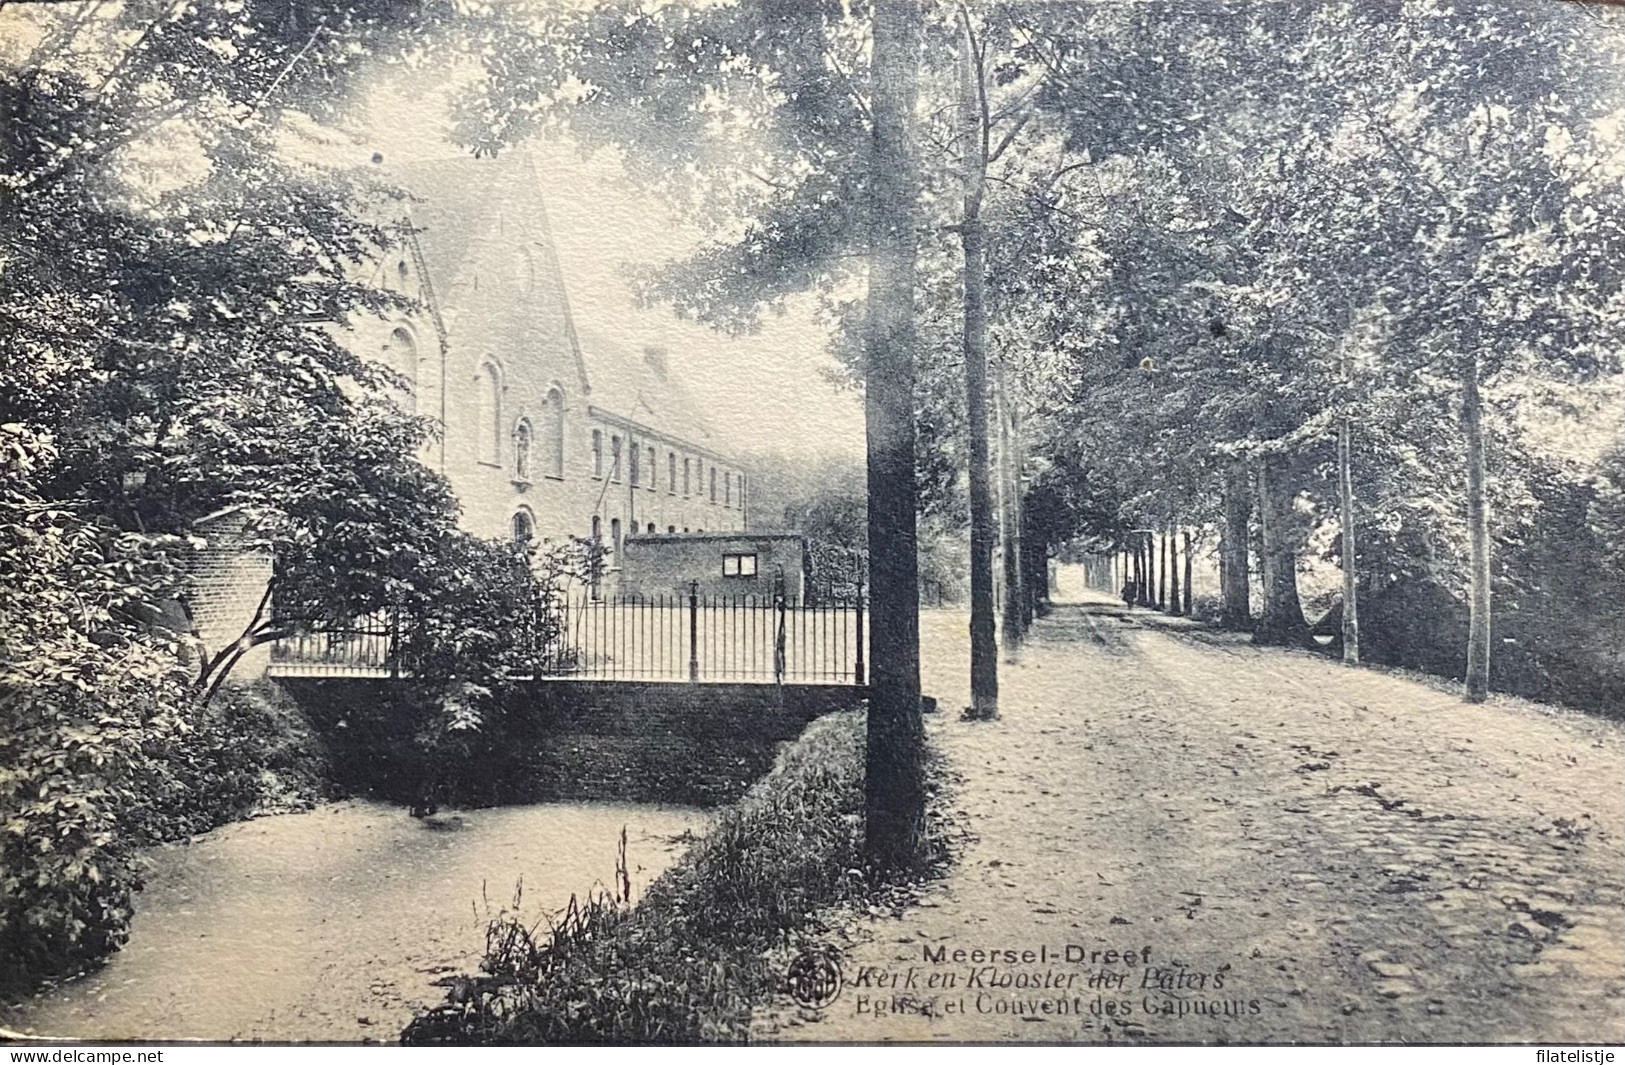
[722, 552, 758, 578]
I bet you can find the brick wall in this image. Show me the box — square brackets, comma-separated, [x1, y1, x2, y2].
[187, 509, 273, 681]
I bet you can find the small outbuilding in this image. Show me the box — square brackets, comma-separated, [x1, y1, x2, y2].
[617, 532, 807, 600]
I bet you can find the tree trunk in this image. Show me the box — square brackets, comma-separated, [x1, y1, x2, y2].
[1219, 464, 1252, 630]
[1462, 354, 1491, 703]
[1158, 528, 1168, 611]
[1182, 529, 1193, 615]
[1018, 487, 1038, 626]
[1168, 523, 1181, 615]
[957, 14, 996, 720]
[1132, 534, 1143, 606]
[1338, 413, 1360, 665]
[1145, 531, 1155, 607]
[864, 0, 925, 867]
[996, 368, 1022, 652]
[1021, 515, 1047, 618]
[1253, 454, 1314, 648]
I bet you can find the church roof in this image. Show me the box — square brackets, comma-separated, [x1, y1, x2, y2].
[388, 154, 506, 292]
[381, 150, 731, 462]
[573, 323, 723, 456]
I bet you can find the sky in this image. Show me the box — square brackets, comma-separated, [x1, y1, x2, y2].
[353, 70, 868, 464]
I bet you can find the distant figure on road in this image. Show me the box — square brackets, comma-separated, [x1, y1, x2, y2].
[1121, 582, 1135, 611]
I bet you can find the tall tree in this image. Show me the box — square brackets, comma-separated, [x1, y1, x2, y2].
[956, 6, 998, 719]
[446, 0, 935, 861]
[863, 0, 927, 865]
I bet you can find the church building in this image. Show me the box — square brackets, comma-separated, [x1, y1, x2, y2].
[188, 151, 755, 675]
[363, 150, 750, 568]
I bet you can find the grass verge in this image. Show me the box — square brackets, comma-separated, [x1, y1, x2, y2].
[402, 707, 944, 1044]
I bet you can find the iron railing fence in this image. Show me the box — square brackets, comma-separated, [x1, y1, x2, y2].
[269, 614, 399, 678]
[268, 584, 866, 685]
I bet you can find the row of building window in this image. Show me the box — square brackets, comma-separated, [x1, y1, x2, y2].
[588, 429, 744, 510]
[514, 512, 717, 548]
[465, 363, 744, 511]
[579, 516, 719, 562]
[385, 332, 747, 522]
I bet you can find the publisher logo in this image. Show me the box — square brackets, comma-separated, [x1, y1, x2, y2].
[787, 946, 844, 1008]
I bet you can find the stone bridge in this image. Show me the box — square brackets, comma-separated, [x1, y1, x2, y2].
[278, 678, 865, 807]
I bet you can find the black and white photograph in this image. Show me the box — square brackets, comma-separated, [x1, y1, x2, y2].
[1, 0, 1623, 1050]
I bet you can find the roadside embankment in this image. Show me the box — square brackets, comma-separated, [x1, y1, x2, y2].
[403, 705, 946, 1045]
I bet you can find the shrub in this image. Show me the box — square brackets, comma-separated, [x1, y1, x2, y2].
[126, 681, 335, 845]
[403, 708, 938, 1045]
[1, 427, 333, 996]
[0, 427, 193, 993]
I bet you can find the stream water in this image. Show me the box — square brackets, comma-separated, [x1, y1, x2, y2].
[1, 799, 706, 1043]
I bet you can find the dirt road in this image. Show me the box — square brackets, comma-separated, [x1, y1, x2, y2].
[762, 587, 1625, 1044]
[3, 801, 703, 1043]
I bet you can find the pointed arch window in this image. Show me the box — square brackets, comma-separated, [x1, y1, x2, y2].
[544, 389, 565, 478]
[668, 452, 677, 494]
[387, 327, 417, 414]
[477, 362, 502, 464]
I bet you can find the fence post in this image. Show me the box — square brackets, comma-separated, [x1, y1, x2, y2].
[388, 609, 400, 680]
[853, 580, 865, 686]
[773, 574, 787, 685]
[688, 580, 699, 683]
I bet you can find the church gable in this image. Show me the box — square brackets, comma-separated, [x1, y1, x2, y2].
[388, 152, 591, 399]
[350, 150, 746, 552]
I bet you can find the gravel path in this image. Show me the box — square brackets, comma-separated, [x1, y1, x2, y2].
[760, 581, 1625, 1044]
[3, 800, 704, 1043]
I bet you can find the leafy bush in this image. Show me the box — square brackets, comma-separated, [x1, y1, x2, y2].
[0, 428, 333, 996]
[0, 426, 193, 993]
[125, 682, 334, 845]
[403, 708, 937, 1045]
[368, 534, 593, 811]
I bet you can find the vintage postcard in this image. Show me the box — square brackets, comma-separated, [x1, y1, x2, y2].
[1, 0, 1622, 1053]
